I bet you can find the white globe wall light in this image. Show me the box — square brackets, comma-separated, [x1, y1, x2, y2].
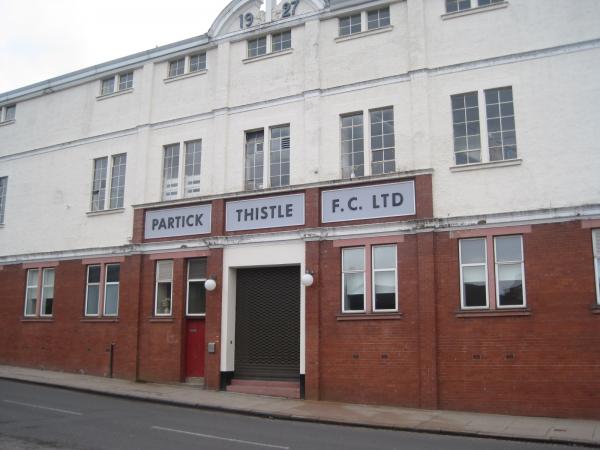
[204, 278, 217, 291]
[301, 273, 314, 287]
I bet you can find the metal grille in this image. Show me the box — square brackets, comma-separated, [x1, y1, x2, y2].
[235, 266, 300, 379]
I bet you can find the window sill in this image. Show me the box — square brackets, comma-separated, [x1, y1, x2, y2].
[243, 48, 293, 64]
[456, 309, 531, 318]
[21, 317, 54, 323]
[96, 88, 134, 101]
[0, 119, 16, 128]
[87, 208, 125, 217]
[80, 317, 120, 323]
[337, 313, 403, 321]
[335, 25, 393, 43]
[450, 158, 522, 172]
[164, 69, 207, 84]
[150, 317, 174, 322]
[441, 1, 508, 20]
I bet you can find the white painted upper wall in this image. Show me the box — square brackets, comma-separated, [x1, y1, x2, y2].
[0, 0, 599, 256]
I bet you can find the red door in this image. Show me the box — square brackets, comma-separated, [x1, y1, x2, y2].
[185, 319, 205, 378]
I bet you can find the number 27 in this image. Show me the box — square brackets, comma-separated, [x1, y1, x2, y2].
[282, 0, 300, 18]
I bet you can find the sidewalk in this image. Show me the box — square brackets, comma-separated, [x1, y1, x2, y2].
[0, 365, 598, 447]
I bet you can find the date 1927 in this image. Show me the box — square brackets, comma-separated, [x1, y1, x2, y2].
[240, 0, 300, 29]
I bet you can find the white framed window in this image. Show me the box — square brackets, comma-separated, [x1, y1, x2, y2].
[168, 58, 185, 77]
[446, 0, 502, 13]
[245, 130, 265, 190]
[24, 269, 40, 317]
[85, 263, 120, 317]
[248, 36, 267, 58]
[594, 230, 600, 305]
[187, 259, 207, 316]
[270, 125, 290, 188]
[494, 236, 525, 308]
[370, 108, 395, 175]
[162, 140, 203, 200]
[459, 238, 489, 309]
[339, 14, 361, 36]
[0, 176, 7, 224]
[372, 245, 398, 312]
[272, 31, 292, 52]
[91, 154, 127, 212]
[1, 104, 16, 123]
[367, 7, 390, 30]
[162, 144, 180, 200]
[341, 113, 364, 179]
[99, 72, 133, 96]
[103, 264, 120, 316]
[24, 268, 55, 318]
[459, 235, 526, 311]
[189, 53, 207, 73]
[451, 86, 517, 166]
[155, 261, 174, 316]
[85, 265, 101, 316]
[342, 247, 366, 313]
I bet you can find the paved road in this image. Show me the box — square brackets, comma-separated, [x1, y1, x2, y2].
[0, 380, 585, 450]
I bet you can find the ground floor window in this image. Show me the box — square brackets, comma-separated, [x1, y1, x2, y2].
[459, 235, 525, 310]
[24, 268, 55, 317]
[155, 260, 174, 316]
[342, 244, 398, 314]
[594, 230, 600, 305]
[187, 259, 207, 316]
[85, 263, 120, 317]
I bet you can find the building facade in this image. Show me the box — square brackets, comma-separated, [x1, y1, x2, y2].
[0, 0, 599, 419]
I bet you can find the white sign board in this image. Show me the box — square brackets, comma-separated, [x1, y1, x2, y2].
[145, 204, 212, 239]
[322, 181, 416, 223]
[226, 193, 305, 232]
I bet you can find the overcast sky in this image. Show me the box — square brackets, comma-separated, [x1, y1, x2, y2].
[0, 0, 232, 93]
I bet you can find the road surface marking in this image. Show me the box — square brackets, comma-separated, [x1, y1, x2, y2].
[3, 400, 83, 416]
[152, 425, 290, 449]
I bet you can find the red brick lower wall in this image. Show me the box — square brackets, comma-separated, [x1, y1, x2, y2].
[1, 220, 598, 419]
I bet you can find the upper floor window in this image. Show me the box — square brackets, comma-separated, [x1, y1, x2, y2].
[161, 140, 203, 201]
[24, 268, 55, 318]
[367, 7, 390, 30]
[1, 104, 16, 123]
[459, 235, 526, 310]
[245, 130, 265, 190]
[247, 31, 292, 59]
[248, 36, 268, 58]
[91, 154, 127, 212]
[167, 53, 207, 79]
[100, 72, 133, 96]
[451, 87, 517, 165]
[0, 176, 7, 224]
[339, 14, 361, 36]
[341, 107, 396, 179]
[85, 263, 120, 317]
[270, 125, 290, 188]
[446, 0, 503, 13]
[341, 244, 398, 314]
[593, 230, 600, 305]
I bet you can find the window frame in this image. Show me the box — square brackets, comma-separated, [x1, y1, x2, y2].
[99, 72, 133, 96]
[40, 268, 56, 318]
[371, 244, 398, 313]
[161, 140, 204, 200]
[341, 247, 366, 314]
[102, 264, 121, 317]
[593, 230, 600, 306]
[186, 259, 207, 317]
[247, 36, 268, 58]
[0, 176, 7, 225]
[459, 238, 489, 310]
[451, 86, 518, 166]
[369, 107, 396, 175]
[494, 235, 526, 309]
[340, 112, 365, 179]
[189, 53, 207, 73]
[367, 6, 391, 30]
[339, 13, 362, 36]
[24, 269, 41, 318]
[1, 104, 16, 122]
[155, 260, 174, 317]
[272, 30, 292, 53]
[269, 124, 291, 188]
[446, 0, 503, 13]
[90, 153, 127, 212]
[84, 265, 102, 317]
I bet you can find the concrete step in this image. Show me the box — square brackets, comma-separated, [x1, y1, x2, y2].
[226, 379, 301, 399]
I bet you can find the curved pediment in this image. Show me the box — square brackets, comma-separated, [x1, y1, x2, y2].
[209, 0, 327, 38]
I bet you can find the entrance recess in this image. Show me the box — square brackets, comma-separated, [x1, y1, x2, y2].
[235, 266, 300, 379]
[185, 319, 205, 378]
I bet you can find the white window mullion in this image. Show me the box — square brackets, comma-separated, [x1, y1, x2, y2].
[478, 90, 490, 163]
[593, 230, 600, 305]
